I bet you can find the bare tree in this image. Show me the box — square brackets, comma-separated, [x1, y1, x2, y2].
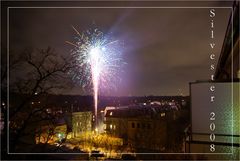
[10, 47, 72, 118]
[5, 47, 74, 152]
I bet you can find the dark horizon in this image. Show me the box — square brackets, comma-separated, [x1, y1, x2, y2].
[6, 91, 189, 99]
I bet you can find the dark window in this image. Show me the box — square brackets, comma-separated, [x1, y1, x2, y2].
[142, 123, 145, 129]
[147, 123, 151, 129]
[132, 122, 135, 128]
[137, 123, 140, 128]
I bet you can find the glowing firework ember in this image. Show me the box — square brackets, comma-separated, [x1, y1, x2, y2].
[67, 25, 125, 126]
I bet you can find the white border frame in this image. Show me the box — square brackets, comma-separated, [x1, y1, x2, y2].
[6, 6, 234, 155]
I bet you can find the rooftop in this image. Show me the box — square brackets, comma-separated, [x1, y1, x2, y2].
[105, 103, 178, 118]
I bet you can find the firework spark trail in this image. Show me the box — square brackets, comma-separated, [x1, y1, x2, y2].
[90, 47, 100, 125]
[67, 25, 125, 127]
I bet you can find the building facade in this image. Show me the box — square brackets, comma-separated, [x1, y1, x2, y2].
[104, 104, 179, 151]
[72, 111, 92, 137]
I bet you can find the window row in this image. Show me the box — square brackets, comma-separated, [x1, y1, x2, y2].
[131, 122, 151, 129]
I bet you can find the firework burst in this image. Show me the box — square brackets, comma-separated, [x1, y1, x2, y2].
[67, 25, 125, 123]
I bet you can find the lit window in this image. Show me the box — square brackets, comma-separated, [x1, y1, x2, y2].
[110, 112, 113, 116]
[110, 124, 113, 129]
[161, 113, 165, 117]
[113, 125, 116, 130]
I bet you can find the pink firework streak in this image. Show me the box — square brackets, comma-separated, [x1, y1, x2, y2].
[90, 47, 100, 122]
[66, 26, 125, 124]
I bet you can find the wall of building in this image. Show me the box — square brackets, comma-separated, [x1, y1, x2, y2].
[105, 111, 168, 151]
[72, 111, 92, 137]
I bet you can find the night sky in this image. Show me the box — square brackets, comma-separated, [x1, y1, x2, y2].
[9, 1, 232, 96]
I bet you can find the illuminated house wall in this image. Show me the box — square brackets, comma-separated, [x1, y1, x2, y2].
[72, 111, 92, 137]
[188, 82, 239, 156]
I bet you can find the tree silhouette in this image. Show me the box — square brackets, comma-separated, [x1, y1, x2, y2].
[2, 47, 74, 153]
